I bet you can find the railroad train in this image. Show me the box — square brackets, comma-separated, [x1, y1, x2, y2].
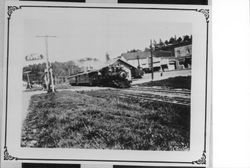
[68, 65, 132, 88]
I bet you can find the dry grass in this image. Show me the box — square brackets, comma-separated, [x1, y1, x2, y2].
[21, 89, 190, 151]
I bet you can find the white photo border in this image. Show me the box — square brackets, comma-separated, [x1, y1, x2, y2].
[2, 2, 210, 166]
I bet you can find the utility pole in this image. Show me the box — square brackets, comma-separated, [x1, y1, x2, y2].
[137, 55, 140, 68]
[26, 72, 31, 89]
[150, 39, 154, 80]
[24, 71, 31, 89]
[36, 35, 56, 93]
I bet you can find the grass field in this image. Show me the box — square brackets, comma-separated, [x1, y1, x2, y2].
[21, 77, 190, 151]
[136, 76, 191, 90]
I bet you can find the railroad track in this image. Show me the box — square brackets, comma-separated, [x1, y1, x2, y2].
[117, 91, 190, 106]
[119, 94, 189, 106]
[129, 86, 191, 95]
[81, 88, 190, 106]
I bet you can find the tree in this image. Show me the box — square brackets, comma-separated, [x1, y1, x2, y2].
[158, 39, 165, 49]
[153, 40, 158, 49]
[183, 35, 191, 42]
[169, 37, 176, 44]
[164, 40, 169, 46]
[177, 37, 183, 43]
[22, 63, 46, 84]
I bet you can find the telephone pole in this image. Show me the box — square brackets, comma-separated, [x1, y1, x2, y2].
[137, 55, 140, 68]
[24, 71, 31, 89]
[150, 39, 154, 80]
[36, 35, 56, 93]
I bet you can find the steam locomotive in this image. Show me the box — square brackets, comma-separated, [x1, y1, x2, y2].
[68, 65, 131, 88]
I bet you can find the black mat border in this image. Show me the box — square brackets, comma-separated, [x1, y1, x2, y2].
[19, 0, 208, 5]
[118, 0, 208, 5]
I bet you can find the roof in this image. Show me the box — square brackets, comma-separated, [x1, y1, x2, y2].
[121, 51, 151, 60]
[106, 58, 136, 69]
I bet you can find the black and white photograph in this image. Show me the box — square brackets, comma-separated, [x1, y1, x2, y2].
[1, 2, 210, 166]
[21, 17, 192, 151]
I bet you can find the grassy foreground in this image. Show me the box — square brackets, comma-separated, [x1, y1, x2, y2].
[21, 90, 190, 150]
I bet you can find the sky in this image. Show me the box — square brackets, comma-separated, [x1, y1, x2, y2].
[23, 8, 192, 65]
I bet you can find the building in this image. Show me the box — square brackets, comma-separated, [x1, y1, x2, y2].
[121, 50, 174, 72]
[174, 44, 192, 69]
[120, 51, 150, 69]
[151, 50, 173, 71]
[162, 41, 192, 69]
[120, 41, 192, 72]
